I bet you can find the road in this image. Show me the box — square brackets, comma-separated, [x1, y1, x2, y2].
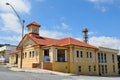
[0, 65, 71, 80]
[0, 65, 120, 80]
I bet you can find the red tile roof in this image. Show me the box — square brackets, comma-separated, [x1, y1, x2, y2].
[27, 21, 40, 27]
[27, 34, 97, 49]
[58, 37, 97, 49]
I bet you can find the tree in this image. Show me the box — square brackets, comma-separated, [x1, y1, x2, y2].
[0, 50, 5, 57]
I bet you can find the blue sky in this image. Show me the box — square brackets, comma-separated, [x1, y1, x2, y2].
[0, 0, 120, 50]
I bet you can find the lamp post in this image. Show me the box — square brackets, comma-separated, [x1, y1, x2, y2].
[6, 3, 25, 68]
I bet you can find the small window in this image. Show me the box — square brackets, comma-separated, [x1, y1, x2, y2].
[80, 51, 83, 58]
[57, 49, 65, 62]
[113, 65, 115, 72]
[88, 66, 91, 72]
[76, 50, 79, 58]
[90, 52, 92, 58]
[78, 66, 81, 72]
[32, 51, 34, 58]
[44, 49, 49, 56]
[101, 53, 103, 63]
[87, 52, 89, 58]
[25, 52, 27, 58]
[112, 54, 114, 63]
[105, 65, 107, 74]
[104, 54, 106, 63]
[29, 51, 32, 58]
[102, 65, 104, 74]
[98, 53, 100, 63]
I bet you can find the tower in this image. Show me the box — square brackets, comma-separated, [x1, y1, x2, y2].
[27, 21, 41, 36]
[82, 28, 88, 43]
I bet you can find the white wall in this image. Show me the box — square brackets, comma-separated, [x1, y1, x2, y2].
[0, 45, 16, 63]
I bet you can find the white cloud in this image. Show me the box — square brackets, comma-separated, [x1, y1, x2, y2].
[0, 13, 22, 33]
[40, 30, 68, 39]
[54, 22, 70, 30]
[0, 0, 31, 13]
[0, 0, 31, 45]
[0, 0, 31, 34]
[89, 36, 120, 50]
[87, 0, 119, 12]
[0, 35, 21, 43]
[61, 23, 69, 29]
[88, 31, 98, 35]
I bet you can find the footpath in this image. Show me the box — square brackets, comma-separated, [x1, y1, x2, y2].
[6, 64, 73, 76]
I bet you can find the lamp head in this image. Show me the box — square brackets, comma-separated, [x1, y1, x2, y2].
[6, 3, 10, 5]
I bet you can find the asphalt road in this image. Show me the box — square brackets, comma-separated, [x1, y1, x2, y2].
[0, 65, 72, 80]
[0, 65, 120, 80]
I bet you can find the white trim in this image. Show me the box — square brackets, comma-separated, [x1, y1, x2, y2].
[42, 50, 44, 61]
[70, 46, 73, 62]
[55, 49, 57, 61]
[74, 50, 77, 62]
[65, 50, 67, 61]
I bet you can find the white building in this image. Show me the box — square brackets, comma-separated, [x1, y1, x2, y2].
[0, 44, 16, 63]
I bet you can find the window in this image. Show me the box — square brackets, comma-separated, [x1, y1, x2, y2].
[44, 49, 49, 56]
[113, 65, 115, 72]
[105, 65, 107, 74]
[57, 50, 65, 62]
[87, 52, 89, 58]
[88, 66, 91, 72]
[80, 51, 83, 58]
[104, 54, 106, 63]
[25, 52, 27, 58]
[90, 52, 92, 58]
[78, 66, 81, 72]
[94, 66, 96, 71]
[29, 51, 32, 58]
[101, 53, 103, 63]
[32, 51, 34, 58]
[98, 53, 100, 63]
[44, 49, 50, 62]
[112, 54, 114, 63]
[76, 50, 79, 58]
[102, 65, 104, 74]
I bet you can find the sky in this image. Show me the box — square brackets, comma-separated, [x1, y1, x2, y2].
[0, 0, 120, 51]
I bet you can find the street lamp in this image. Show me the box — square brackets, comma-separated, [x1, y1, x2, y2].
[6, 3, 25, 68]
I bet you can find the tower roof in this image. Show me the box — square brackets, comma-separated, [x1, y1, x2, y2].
[27, 21, 41, 27]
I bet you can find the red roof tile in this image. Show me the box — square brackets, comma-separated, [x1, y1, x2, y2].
[27, 34, 58, 46]
[27, 34, 97, 49]
[58, 37, 97, 49]
[27, 21, 40, 27]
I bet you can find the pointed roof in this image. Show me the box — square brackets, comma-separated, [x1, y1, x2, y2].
[27, 21, 41, 27]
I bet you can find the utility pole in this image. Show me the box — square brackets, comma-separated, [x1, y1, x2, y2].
[6, 3, 25, 68]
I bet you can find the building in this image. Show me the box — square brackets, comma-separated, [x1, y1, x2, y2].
[117, 55, 120, 74]
[98, 47, 118, 76]
[0, 44, 16, 64]
[9, 22, 118, 76]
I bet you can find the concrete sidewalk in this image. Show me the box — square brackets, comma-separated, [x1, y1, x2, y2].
[9, 67, 74, 76]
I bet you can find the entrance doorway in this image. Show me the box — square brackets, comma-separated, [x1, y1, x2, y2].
[43, 49, 50, 63]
